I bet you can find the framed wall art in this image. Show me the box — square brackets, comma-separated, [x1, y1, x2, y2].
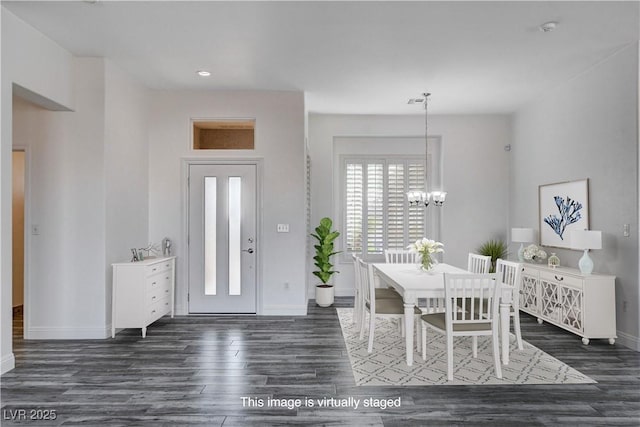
[539, 179, 589, 249]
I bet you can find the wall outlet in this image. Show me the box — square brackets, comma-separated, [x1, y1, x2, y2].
[623, 224, 630, 237]
[277, 224, 289, 233]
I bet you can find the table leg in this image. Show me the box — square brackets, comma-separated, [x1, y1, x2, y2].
[500, 302, 510, 365]
[404, 303, 414, 366]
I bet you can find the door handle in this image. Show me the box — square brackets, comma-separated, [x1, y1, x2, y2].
[242, 248, 254, 254]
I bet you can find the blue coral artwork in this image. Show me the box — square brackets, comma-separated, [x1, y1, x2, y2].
[543, 196, 582, 240]
[539, 179, 589, 249]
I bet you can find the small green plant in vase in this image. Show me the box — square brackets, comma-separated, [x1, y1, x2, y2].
[477, 239, 508, 273]
[311, 217, 341, 306]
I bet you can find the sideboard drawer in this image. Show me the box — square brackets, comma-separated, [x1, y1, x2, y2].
[539, 270, 582, 289]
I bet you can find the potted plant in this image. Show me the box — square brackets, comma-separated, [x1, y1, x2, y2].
[477, 239, 508, 273]
[311, 217, 340, 307]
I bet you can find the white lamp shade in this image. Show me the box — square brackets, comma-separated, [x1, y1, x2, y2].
[570, 230, 602, 250]
[511, 228, 535, 243]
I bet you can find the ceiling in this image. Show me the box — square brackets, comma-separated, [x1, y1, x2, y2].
[3, 1, 639, 115]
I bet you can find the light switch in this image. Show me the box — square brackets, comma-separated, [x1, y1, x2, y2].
[32, 225, 40, 235]
[277, 224, 289, 233]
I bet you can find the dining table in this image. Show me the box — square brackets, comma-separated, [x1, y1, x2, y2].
[372, 262, 514, 367]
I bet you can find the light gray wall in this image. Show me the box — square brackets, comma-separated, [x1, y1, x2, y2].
[147, 90, 307, 315]
[104, 60, 150, 326]
[1, 8, 76, 372]
[308, 114, 511, 297]
[511, 43, 639, 349]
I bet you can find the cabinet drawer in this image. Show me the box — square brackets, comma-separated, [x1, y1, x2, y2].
[145, 271, 171, 292]
[145, 262, 171, 277]
[540, 270, 582, 289]
[147, 298, 170, 323]
[522, 266, 539, 278]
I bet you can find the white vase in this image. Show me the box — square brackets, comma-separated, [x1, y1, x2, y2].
[315, 284, 335, 307]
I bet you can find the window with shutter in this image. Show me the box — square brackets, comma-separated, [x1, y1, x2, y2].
[344, 157, 426, 260]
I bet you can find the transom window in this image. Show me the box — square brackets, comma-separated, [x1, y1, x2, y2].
[343, 157, 426, 260]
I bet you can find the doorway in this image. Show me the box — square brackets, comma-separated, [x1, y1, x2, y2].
[12, 150, 26, 337]
[187, 163, 258, 313]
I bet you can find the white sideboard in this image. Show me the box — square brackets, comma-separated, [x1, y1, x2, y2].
[111, 256, 176, 338]
[519, 263, 616, 345]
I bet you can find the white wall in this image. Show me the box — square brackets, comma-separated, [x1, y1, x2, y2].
[308, 114, 511, 297]
[1, 8, 75, 373]
[12, 58, 108, 339]
[103, 60, 149, 323]
[511, 43, 639, 349]
[148, 90, 306, 315]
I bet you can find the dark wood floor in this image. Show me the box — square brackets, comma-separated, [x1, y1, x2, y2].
[1, 298, 639, 426]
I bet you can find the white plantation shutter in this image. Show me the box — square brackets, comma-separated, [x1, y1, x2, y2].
[344, 157, 426, 260]
[408, 162, 426, 243]
[345, 163, 363, 253]
[387, 163, 405, 249]
[366, 163, 384, 254]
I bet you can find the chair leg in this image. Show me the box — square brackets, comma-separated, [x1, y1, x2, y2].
[513, 312, 523, 350]
[472, 336, 478, 358]
[446, 334, 454, 381]
[367, 313, 376, 353]
[492, 326, 503, 379]
[415, 315, 421, 350]
[421, 323, 427, 361]
[359, 311, 367, 341]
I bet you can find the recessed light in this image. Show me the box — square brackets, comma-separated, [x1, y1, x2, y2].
[196, 70, 211, 77]
[539, 21, 558, 33]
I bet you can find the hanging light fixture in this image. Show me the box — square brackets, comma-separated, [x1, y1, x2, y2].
[406, 92, 446, 207]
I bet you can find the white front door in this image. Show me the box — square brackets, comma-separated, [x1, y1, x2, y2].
[188, 164, 257, 313]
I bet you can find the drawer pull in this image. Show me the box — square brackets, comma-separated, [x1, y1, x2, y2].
[152, 267, 157, 272]
[165, 263, 170, 268]
[151, 310, 156, 314]
[152, 281, 157, 286]
[165, 276, 169, 280]
[165, 290, 169, 293]
[152, 296, 156, 300]
[554, 275, 564, 281]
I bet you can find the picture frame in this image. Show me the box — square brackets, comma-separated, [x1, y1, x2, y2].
[539, 179, 589, 249]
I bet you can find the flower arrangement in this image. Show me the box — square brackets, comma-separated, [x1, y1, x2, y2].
[523, 244, 547, 262]
[408, 238, 444, 271]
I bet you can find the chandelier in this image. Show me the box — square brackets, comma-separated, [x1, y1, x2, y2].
[406, 92, 446, 207]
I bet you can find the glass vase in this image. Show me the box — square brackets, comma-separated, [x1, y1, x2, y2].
[420, 253, 434, 271]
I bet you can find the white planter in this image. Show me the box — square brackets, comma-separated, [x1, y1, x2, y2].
[315, 285, 335, 307]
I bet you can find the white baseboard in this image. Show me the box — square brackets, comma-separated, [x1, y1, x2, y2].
[261, 305, 307, 316]
[1, 353, 15, 374]
[616, 330, 640, 351]
[27, 325, 111, 340]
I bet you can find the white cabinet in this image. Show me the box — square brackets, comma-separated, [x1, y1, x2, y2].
[111, 256, 176, 338]
[519, 263, 616, 345]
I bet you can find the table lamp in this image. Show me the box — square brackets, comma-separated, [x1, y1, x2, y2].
[570, 230, 602, 275]
[512, 228, 535, 262]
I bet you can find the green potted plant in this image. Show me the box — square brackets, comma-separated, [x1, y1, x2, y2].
[477, 239, 508, 273]
[311, 217, 340, 307]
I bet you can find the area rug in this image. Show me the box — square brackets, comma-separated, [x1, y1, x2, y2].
[337, 308, 595, 386]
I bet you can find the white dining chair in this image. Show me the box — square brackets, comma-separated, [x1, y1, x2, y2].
[496, 258, 524, 350]
[351, 254, 364, 329]
[384, 249, 418, 264]
[468, 253, 491, 273]
[421, 272, 502, 381]
[358, 258, 421, 353]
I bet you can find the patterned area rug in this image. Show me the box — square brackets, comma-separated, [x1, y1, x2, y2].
[337, 308, 595, 386]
